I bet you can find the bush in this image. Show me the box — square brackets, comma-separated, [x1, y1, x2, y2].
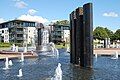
[0, 42, 11, 47]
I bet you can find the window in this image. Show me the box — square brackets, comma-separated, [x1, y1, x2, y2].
[2, 30, 4, 33]
[23, 22, 26, 27]
[21, 22, 23, 27]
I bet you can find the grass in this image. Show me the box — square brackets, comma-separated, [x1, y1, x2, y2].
[0, 42, 11, 47]
[55, 43, 70, 49]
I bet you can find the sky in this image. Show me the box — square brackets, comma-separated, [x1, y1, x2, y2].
[0, 0, 120, 31]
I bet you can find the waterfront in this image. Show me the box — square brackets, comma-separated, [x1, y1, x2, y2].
[0, 49, 120, 80]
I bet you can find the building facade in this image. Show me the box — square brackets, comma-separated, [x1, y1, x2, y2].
[36, 23, 50, 50]
[50, 25, 70, 43]
[0, 28, 9, 42]
[41, 29, 49, 45]
[0, 20, 37, 46]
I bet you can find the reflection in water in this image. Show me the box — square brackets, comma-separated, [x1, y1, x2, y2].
[69, 65, 93, 80]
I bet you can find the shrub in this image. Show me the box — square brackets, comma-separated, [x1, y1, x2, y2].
[0, 42, 11, 47]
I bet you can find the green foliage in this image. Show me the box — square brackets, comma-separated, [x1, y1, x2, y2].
[93, 26, 120, 41]
[104, 28, 113, 38]
[55, 43, 69, 49]
[54, 20, 69, 26]
[0, 42, 11, 47]
[113, 29, 120, 40]
[93, 27, 108, 40]
[104, 27, 114, 41]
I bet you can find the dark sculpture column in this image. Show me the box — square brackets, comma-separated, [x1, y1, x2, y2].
[75, 7, 83, 65]
[70, 11, 77, 64]
[36, 23, 44, 50]
[83, 3, 93, 68]
[38, 28, 42, 46]
[70, 3, 93, 68]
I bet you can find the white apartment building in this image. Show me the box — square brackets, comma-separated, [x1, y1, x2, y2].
[0, 20, 37, 46]
[63, 30, 70, 43]
[26, 27, 37, 44]
[41, 29, 49, 45]
[94, 39, 104, 48]
[0, 28, 9, 42]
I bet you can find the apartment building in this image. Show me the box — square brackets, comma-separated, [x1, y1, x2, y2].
[0, 20, 37, 46]
[37, 23, 50, 46]
[0, 28, 9, 42]
[50, 24, 70, 43]
[41, 29, 49, 44]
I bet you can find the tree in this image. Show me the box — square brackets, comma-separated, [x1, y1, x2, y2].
[113, 29, 120, 40]
[54, 20, 69, 26]
[93, 27, 108, 40]
[104, 27, 113, 40]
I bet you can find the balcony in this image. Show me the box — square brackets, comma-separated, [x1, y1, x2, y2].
[16, 37, 23, 40]
[16, 31, 24, 34]
[52, 38, 63, 40]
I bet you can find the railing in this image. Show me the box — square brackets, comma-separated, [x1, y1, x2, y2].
[16, 37, 23, 40]
[16, 31, 24, 34]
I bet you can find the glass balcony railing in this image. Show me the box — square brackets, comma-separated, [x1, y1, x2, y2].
[16, 31, 24, 34]
[16, 37, 23, 40]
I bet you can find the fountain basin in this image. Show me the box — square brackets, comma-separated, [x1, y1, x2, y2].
[0, 49, 120, 80]
[0, 51, 38, 60]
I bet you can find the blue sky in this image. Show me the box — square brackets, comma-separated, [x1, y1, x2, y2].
[0, 0, 120, 31]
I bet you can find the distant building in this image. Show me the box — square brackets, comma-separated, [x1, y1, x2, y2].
[0, 20, 37, 46]
[50, 24, 70, 43]
[112, 40, 120, 48]
[41, 29, 49, 44]
[93, 39, 104, 48]
[0, 28, 9, 42]
[36, 23, 49, 45]
[36, 23, 50, 50]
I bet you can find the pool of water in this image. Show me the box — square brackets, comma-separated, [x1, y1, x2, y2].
[0, 49, 120, 80]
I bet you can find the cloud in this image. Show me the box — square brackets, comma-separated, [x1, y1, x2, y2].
[103, 12, 118, 17]
[17, 14, 48, 23]
[15, 1, 27, 8]
[0, 18, 5, 23]
[28, 9, 37, 15]
[13, 0, 21, 1]
[51, 20, 59, 23]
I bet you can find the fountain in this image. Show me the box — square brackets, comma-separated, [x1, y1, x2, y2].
[11, 44, 19, 52]
[50, 46, 55, 53]
[39, 42, 59, 57]
[51, 63, 62, 80]
[95, 53, 97, 58]
[54, 48, 59, 57]
[11, 44, 16, 52]
[66, 45, 70, 53]
[3, 57, 9, 70]
[111, 51, 118, 59]
[17, 69, 23, 77]
[24, 47, 27, 53]
[40, 44, 50, 52]
[31, 50, 34, 54]
[9, 60, 13, 66]
[15, 46, 18, 52]
[20, 53, 24, 62]
[49, 42, 59, 57]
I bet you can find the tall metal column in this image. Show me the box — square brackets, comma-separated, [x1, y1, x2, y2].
[70, 3, 93, 68]
[75, 7, 83, 65]
[38, 28, 42, 46]
[83, 3, 93, 68]
[70, 11, 77, 64]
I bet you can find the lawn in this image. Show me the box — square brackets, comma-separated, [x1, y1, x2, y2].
[55, 43, 70, 49]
